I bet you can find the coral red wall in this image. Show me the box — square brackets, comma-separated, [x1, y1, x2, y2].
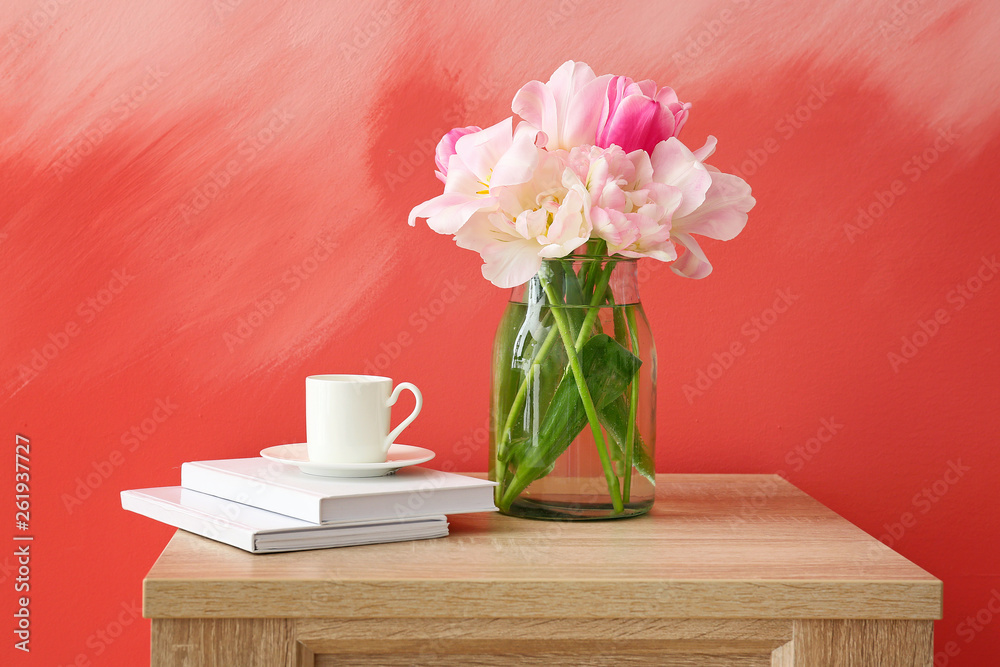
[3, 0, 998, 664]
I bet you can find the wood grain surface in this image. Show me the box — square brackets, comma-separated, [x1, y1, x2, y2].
[144, 474, 941, 621]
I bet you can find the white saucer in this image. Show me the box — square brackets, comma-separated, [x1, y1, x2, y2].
[259, 443, 435, 477]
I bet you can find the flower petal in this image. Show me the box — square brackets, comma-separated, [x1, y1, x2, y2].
[691, 135, 718, 162]
[630, 79, 658, 98]
[546, 60, 598, 115]
[561, 73, 613, 149]
[515, 208, 548, 240]
[597, 94, 659, 153]
[669, 231, 712, 278]
[408, 192, 466, 227]
[481, 240, 543, 288]
[456, 214, 542, 288]
[592, 207, 638, 253]
[673, 168, 755, 241]
[490, 122, 542, 189]
[656, 87, 690, 136]
[653, 85, 681, 107]
[511, 80, 556, 145]
[434, 126, 481, 182]
[512, 61, 611, 150]
[408, 192, 496, 234]
[442, 153, 480, 194]
[539, 188, 591, 256]
[454, 117, 514, 183]
[649, 137, 711, 217]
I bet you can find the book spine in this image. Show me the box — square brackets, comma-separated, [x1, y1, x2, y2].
[180, 463, 322, 523]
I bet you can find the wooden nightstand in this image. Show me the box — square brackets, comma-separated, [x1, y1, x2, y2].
[143, 474, 941, 666]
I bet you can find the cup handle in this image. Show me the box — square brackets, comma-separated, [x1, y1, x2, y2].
[384, 382, 422, 452]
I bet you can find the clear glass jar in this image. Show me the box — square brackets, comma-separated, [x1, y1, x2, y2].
[490, 256, 656, 520]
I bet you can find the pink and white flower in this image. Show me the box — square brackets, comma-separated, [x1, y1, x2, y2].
[596, 77, 690, 154]
[433, 125, 480, 183]
[564, 144, 677, 260]
[454, 150, 594, 288]
[407, 117, 542, 235]
[668, 165, 755, 279]
[409, 61, 755, 286]
[511, 60, 612, 152]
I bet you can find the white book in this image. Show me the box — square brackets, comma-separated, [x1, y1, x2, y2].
[180, 458, 497, 524]
[121, 486, 449, 554]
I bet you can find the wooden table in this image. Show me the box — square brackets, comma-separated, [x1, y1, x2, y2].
[143, 474, 941, 666]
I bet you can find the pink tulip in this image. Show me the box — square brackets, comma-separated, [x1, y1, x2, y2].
[512, 60, 612, 151]
[596, 77, 691, 154]
[409, 118, 544, 238]
[434, 126, 481, 182]
[668, 165, 755, 279]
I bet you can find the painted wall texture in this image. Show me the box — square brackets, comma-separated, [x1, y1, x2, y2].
[2, 0, 999, 663]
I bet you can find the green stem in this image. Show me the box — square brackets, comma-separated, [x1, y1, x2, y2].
[495, 324, 560, 463]
[574, 262, 614, 350]
[493, 454, 509, 506]
[623, 306, 641, 503]
[495, 262, 613, 472]
[538, 274, 624, 514]
[500, 464, 534, 509]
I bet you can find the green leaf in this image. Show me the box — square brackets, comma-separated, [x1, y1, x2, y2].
[503, 333, 641, 498]
[598, 397, 655, 482]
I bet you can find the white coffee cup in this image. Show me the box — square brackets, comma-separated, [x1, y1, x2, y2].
[305, 375, 423, 465]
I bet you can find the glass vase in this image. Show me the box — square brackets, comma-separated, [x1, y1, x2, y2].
[489, 256, 656, 520]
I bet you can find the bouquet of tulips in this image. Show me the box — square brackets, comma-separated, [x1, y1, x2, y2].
[410, 61, 754, 515]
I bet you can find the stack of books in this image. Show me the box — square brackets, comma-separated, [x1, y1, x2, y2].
[121, 457, 497, 554]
